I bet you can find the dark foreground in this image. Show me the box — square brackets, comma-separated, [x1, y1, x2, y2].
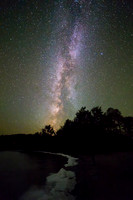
[75, 152, 133, 200]
[0, 150, 133, 200]
[1, 134, 133, 199]
[0, 151, 67, 200]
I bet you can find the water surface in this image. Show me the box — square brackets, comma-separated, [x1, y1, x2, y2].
[0, 151, 67, 200]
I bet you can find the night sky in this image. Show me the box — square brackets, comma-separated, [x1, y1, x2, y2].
[0, 0, 133, 134]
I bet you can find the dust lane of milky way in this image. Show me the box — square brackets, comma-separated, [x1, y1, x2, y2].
[49, 20, 84, 128]
[44, 1, 86, 129]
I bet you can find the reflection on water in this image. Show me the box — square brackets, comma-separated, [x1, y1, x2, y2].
[0, 151, 66, 200]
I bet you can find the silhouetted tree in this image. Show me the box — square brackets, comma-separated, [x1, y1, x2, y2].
[56, 119, 74, 137]
[41, 125, 55, 136]
[105, 108, 124, 134]
[73, 107, 93, 138]
[91, 107, 103, 122]
[91, 106, 104, 132]
[74, 107, 92, 124]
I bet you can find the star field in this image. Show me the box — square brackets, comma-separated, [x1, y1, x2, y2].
[0, 0, 133, 134]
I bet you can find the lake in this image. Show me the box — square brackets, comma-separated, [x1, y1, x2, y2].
[0, 151, 68, 200]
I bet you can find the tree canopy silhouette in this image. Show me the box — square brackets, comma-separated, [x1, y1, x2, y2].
[40, 125, 55, 136]
[55, 106, 133, 139]
[35, 106, 133, 148]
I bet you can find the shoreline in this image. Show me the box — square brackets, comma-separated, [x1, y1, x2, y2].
[37, 151, 78, 167]
[20, 151, 79, 200]
[2, 150, 133, 199]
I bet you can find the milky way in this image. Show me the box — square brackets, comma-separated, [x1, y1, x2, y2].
[44, 1, 86, 129]
[49, 22, 83, 127]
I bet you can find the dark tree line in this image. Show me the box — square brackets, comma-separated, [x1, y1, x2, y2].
[38, 106, 133, 138]
[31, 106, 133, 153]
[0, 106, 132, 153]
[35, 125, 55, 136]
